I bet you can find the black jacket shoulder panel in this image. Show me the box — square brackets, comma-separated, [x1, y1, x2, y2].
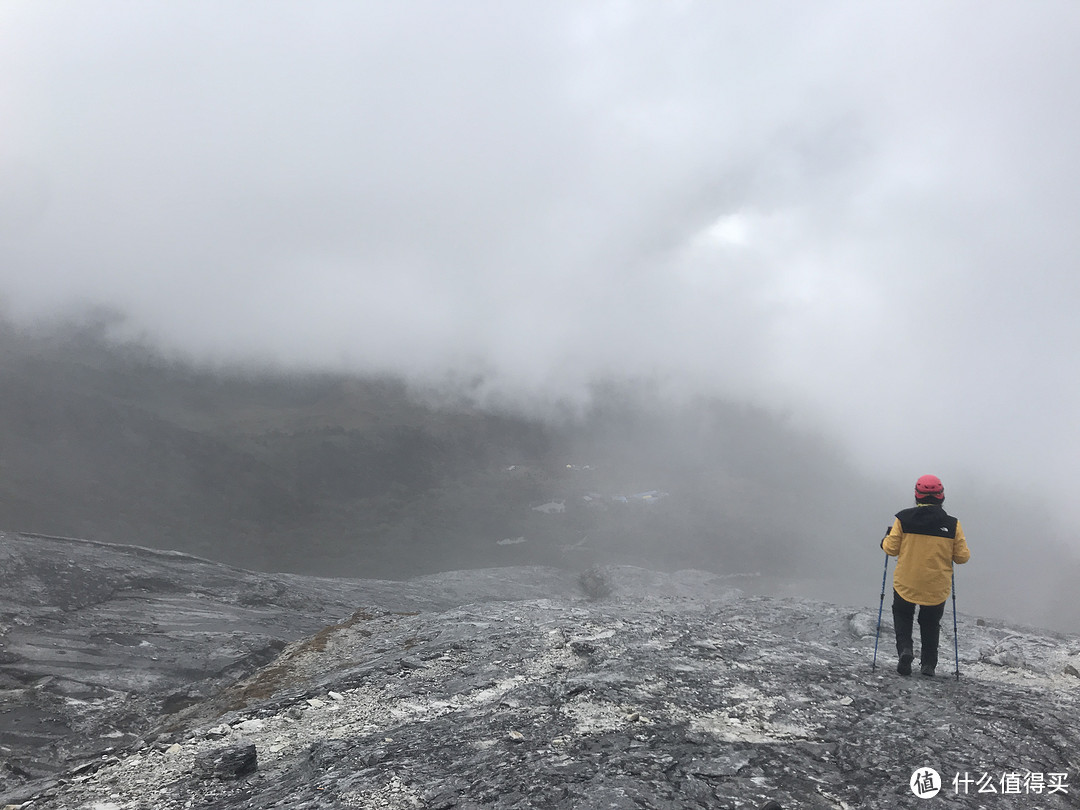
[895, 505, 958, 539]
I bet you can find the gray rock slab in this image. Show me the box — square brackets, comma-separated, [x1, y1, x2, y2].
[4, 532, 1080, 809]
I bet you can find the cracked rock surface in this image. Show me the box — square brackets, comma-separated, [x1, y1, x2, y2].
[3, 532, 1080, 809]
[0, 530, 583, 796]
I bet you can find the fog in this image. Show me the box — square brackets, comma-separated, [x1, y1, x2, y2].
[2, 4, 1079, 572]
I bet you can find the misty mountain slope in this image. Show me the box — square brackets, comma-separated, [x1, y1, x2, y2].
[0, 322, 885, 579]
[4, 535, 1079, 810]
[2, 319, 1077, 630]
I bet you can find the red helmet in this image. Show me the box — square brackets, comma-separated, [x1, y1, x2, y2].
[915, 474, 944, 500]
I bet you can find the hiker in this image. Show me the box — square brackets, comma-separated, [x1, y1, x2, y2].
[881, 474, 970, 676]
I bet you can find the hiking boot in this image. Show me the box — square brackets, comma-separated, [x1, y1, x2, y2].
[921, 663, 936, 677]
[897, 649, 914, 676]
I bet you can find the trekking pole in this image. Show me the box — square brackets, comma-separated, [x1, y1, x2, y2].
[951, 569, 960, 680]
[872, 552, 889, 671]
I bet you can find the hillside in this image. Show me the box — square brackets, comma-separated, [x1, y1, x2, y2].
[2, 532, 1078, 809]
[2, 317, 1077, 631]
[0, 319, 881, 581]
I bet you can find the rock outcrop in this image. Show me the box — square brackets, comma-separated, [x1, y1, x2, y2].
[2, 532, 1079, 809]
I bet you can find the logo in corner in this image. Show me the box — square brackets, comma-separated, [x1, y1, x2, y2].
[911, 767, 942, 799]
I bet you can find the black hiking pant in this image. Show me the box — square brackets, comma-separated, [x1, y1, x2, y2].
[892, 591, 946, 668]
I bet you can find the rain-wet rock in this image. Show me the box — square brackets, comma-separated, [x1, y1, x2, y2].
[4, 532, 1080, 809]
[194, 741, 257, 779]
[0, 529, 600, 801]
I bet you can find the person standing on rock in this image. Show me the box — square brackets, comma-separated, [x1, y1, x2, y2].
[881, 474, 970, 676]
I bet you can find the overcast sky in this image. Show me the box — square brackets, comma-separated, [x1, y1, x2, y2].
[2, 1, 1079, 530]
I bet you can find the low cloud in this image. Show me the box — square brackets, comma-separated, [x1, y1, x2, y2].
[1, 1, 1079, 532]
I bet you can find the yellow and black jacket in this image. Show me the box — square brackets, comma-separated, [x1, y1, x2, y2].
[882, 503, 970, 606]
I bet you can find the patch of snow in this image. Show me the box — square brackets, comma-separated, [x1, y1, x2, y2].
[531, 501, 565, 514]
[561, 696, 643, 734]
[688, 709, 816, 743]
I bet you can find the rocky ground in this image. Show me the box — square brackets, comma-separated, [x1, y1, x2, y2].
[2, 532, 1079, 809]
[0, 530, 587, 792]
